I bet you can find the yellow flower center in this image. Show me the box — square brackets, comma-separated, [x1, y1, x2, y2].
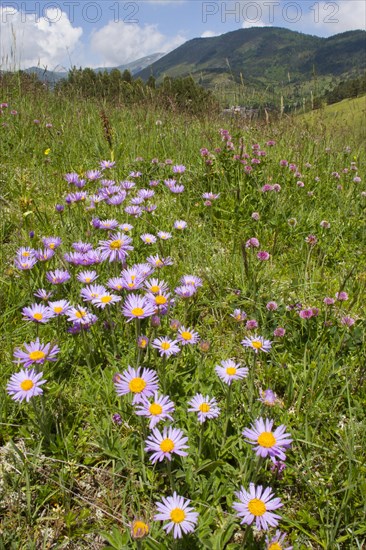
[170, 508, 185, 524]
[268, 544, 282, 550]
[128, 282, 135, 288]
[160, 438, 175, 453]
[110, 239, 122, 249]
[20, 379, 34, 391]
[23, 251, 30, 257]
[131, 307, 144, 316]
[150, 285, 160, 293]
[149, 403, 163, 416]
[257, 432, 276, 448]
[91, 293, 99, 298]
[155, 259, 163, 266]
[28, 350, 46, 361]
[161, 342, 171, 350]
[129, 377, 147, 393]
[33, 313, 43, 320]
[75, 310, 86, 318]
[49, 243, 56, 249]
[181, 331, 192, 341]
[252, 340, 263, 349]
[101, 295, 112, 303]
[54, 307, 63, 314]
[247, 498, 266, 516]
[85, 277, 91, 283]
[132, 520, 149, 539]
[199, 403, 210, 413]
[235, 314, 242, 320]
[155, 295, 167, 305]
[226, 367, 237, 375]
[145, 237, 152, 243]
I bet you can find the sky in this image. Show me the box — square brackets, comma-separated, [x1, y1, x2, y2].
[0, 0, 365, 70]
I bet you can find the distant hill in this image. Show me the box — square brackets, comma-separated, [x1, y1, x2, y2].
[136, 28, 366, 88]
[24, 53, 165, 84]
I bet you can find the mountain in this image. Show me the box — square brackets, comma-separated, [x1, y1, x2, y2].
[24, 53, 165, 84]
[136, 28, 366, 88]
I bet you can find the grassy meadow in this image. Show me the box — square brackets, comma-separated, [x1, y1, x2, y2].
[0, 81, 365, 550]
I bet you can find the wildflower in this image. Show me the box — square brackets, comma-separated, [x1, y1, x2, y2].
[323, 297, 335, 306]
[233, 483, 283, 531]
[242, 336, 272, 353]
[98, 233, 133, 262]
[270, 460, 286, 477]
[262, 184, 273, 192]
[13, 338, 59, 368]
[154, 492, 198, 539]
[130, 520, 149, 540]
[137, 335, 149, 349]
[177, 326, 200, 346]
[336, 291, 348, 301]
[299, 309, 313, 319]
[259, 389, 280, 406]
[46, 270, 71, 285]
[35, 249, 55, 262]
[305, 234, 317, 246]
[202, 192, 220, 200]
[170, 185, 184, 193]
[135, 392, 175, 428]
[22, 304, 55, 323]
[100, 160, 116, 170]
[173, 165, 186, 173]
[199, 340, 210, 352]
[158, 231, 172, 240]
[320, 220, 330, 229]
[7, 368, 47, 402]
[34, 289, 54, 301]
[125, 205, 143, 217]
[92, 293, 121, 309]
[42, 237, 62, 250]
[141, 233, 157, 245]
[56, 204, 65, 212]
[230, 308, 247, 322]
[297, 180, 305, 187]
[215, 359, 248, 385]
[242, 418, 292, 461]
[246, 237, 259, 248]
[180, 275, 202, 288]
[257, 251, 270, 261]
[246, 319, 258, 330]
[341, 316, 355, 327]
[114, 366, 159, 404]
[85, 169, 101, 181]
[174, 220, 187, 230]
[48, 299, 71, 316]
[145, 278, 169, 295]
[120, 268, 145, 291]
[170, 319, 181, 331]
[251, 212, 260, 221]
[112, 413, 122, 425]
[265, 530, 293, 550]
[151, 315, 161, 327]
[138, 189, 155, 200]
[146, 255, 173, 269]
[146, 291, 172, 311]
[67, 306, 97, 326]
[266, 301, 278, 311]
[175, 285, 196, 298]
[152, 337, 181, 358]
[188, 394, 220, 423]
[120, 223, 133, 232]
[77, 270, 98, 284]
[122, 294, 155, 321]
[14, 257, 37, 271]
[81, 284, 107, 302]
[273, 327, 286, 337]
[145, 426, 188, 463]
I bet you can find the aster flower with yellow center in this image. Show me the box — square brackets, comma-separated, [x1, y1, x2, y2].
[152, 337, 180, 358]
[241, 335, 272, 353]
[145, 426, 188, 463]
[114, 366, 158, 404]
[233, 483, 283, 531]
[188, 394, 220, 423]
[242, 418, 292, 461]
[154, 492, 198, 539]
[7, 368, 47, 402]
[130, 519, 149, 540]
[177, 326, 200, 346]
[135, 392, 175, 428]
[22, 304, 55, 324]
[265, 530, 293, 550]
[215, 359, 248, 385]
[122, 294, 155, 321]
[13, 338, 59, 368]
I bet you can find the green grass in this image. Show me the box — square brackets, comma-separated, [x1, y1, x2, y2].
[0, 82, 365, 550]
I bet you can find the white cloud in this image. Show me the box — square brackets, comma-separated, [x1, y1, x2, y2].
[201, 30, 219, 38]
[91, 21, 186, 66]
[0, 7, 83, 70]
[295, 1, 366, 36]
[242, 20, 269, 29]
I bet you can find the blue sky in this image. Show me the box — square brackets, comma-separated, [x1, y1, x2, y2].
[1, 1, 365, 69]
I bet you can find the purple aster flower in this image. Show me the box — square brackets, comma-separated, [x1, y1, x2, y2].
[146, 291, 172, 312]
[215, 359, 248, 385]
[173, 165, 186, 173]
[13, 338, 59, 368]
[341, 316, 355, 327]
[138, 189, 155, 200]
[22, 304, 55, 323]
[175, 285, 196, 299]
[114, 366, 159, 404]
[14, 256, 38, 270]
[15, 246, 36, 259]
[120, 223, 133, 232]
[34, 289, 54, 301]
[112, 413, 122, 425]
[146, 255, 173, 269]
[98, 232, 133, 262]
[77, 270, 98, 284]
[145, 426, 188, 463]
[100, 160, 116, 170]
[144, 278, 169, 295]
[154, 492, 198, 539]
[174, 220, 187, 230]
[180, 275, 202, 288]
[46, 270, 71, 285]
[242, 418, 292, 461]
[233, 483, 283, 531]
[80, 284, 107, 302]
[265, 530, 293, 550]
[188, 394, 220, 423]
[48, 299, 72, 316]
[7, 368, 47, 402]
[230, 308, 247, 322]
[42, 236, 62, 250]
[177, 326, 200, 346]
[259, 389, 280, 406]
[157, 231, 172, 240]
[202, 192, 220, 200]
[323, 297, 335, 306]
[98, 219, 120, 231]
[170, 184, 185, 194]
[137, 335, 149, 349]
[72, 242, 93, 253]
[65, 191, 87, 203]
[151, 314, 161, 328]
[152, 337, 181, 358]
[92, 293, 121, 309]
[125, 205, 143, 217]
[141, 233, 157, 245]
[85, 169, 101, 181]
[67, 306, 97, 325]
[241, 336, 272, 353]
[130, 197, 144, 206]
[135, 392, 175, 428]
[120, 180, 136, 190]
[119, 268, 145, 291]
[122, 294, 155, 321]
[170, 319, 181, 331]
[35, 248, 55, 262]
